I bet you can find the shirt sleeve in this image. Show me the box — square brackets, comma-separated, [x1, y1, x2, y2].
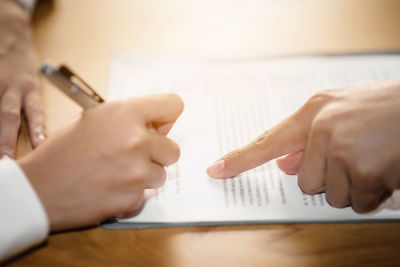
[0, 157, 49, 261]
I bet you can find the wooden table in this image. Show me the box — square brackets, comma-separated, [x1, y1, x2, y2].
[9, 0, 400, 266]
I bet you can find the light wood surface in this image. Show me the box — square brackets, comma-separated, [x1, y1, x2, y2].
[10, 0, 400, 266]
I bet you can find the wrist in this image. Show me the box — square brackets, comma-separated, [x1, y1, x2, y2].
[18, 151, 80, 232]
[17, 152, 51, 209]
[17, 139, 75, 232]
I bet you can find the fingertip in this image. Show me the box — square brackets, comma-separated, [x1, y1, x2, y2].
[32, 133, 47, 147]
[208, 145, 262, 179]
[170, 93, 184, 115]
[30, 126, 47, 148]
[206, 160, 227, 178]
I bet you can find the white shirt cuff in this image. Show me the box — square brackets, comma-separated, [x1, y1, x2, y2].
[0, 157, 49, 261]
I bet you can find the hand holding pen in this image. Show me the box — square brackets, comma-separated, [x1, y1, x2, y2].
[17, 63, 183, 231]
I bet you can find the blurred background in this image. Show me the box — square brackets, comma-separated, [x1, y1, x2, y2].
[33, 0, 400, 89]
[25, 0, 400, 146]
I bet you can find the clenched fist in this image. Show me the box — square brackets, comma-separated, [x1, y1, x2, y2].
[19, 94, 183, 231]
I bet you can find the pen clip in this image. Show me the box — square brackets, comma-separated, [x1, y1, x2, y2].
[41, 63, 105, 109]
[58, 65, 105, 104]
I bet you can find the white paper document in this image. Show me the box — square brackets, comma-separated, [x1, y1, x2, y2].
[104, 53, 400, 229]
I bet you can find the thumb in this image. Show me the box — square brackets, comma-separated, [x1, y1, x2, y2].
[207, 115, 308, 179]
[276, 151, 303, 175]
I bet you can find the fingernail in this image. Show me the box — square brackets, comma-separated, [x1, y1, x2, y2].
[35, 133, 46, 146]
[207, 160, 225, 176]
[33, 125, 47, 147]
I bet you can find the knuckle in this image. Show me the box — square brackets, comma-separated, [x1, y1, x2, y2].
[132, 168, 149, 182]
[1, 108, 21, 122]
[253, 131, 271, 151]
[312, 112, 334, 134]
[223, 149, 242, 165]
[129, 162, 150, 184]
[24, 93, 42, 107]
[301, 89, 341, 115]
[329, 134, 352, 160]
[130, 130, 151, 150]
[326, 121, 359, 161]
[352, 159, 377, 181]
[304, 90, 332, 108]
[351, 161, 380, 190]
[26, 103, 44, 117]
[310, 104, 344, 137]
[18, 76, 39, 92]
[305, 90, 335, 107]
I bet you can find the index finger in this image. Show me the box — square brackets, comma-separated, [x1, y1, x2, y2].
[133, 94, 184, 133]
[207, 114, 310, 178]
[207, 89, 338, 179]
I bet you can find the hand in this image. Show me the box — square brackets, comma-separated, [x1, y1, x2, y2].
[207, 81, 400, 213]
[18, 94, 184, 232]
[0, 0, 46, 158]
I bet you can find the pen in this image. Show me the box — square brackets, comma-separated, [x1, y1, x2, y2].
[40, 63, 105, 109]
[40, 63, 118, 224]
